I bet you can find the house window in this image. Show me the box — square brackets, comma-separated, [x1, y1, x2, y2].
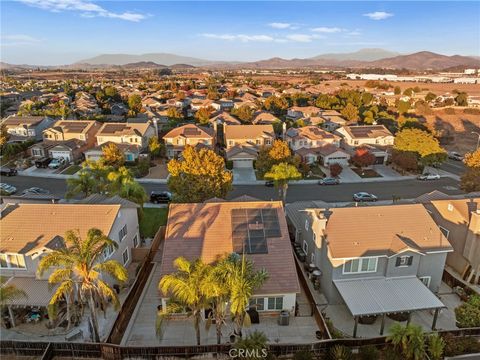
[447, 204, 453, 211]
[439, 226, 450, 239]
[396, 256, 413, 267]
[313, 233, 316, 243]
[102, 244, 115, 260]
[249, 297, 265, 311]
[302, 240, 308, 254]
[343, 257, 378, 274]
[0, 253, 26, 269]
[32, 148, 42, 157]
[305, 219, 309, 231]
[354, 140, 359, 145]
[267, 297, 283, 310]
[118, 224, 127, 242]
[256, 139, 261, 145]
[419, 276, 431, 287]
[228, 140, 234, 146]
[311, 253, 315, 264]
[133, 234, 138, 248]
[122, 248, 129, 265]
[265, 139, 271, 145]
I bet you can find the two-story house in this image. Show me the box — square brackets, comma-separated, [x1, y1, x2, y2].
[1, 115, 54, 142]
[87, 122, 155, 162]
[0, 197, 140, 327]
[319, 110, 347, 132]
[423, 197, 480, 285]
[162, 124, 215, 159]
[286, 106, 321, 121]
[335, 125, 395, 164]
[224, 124, 275, 168]
[252, 111, 280, 125]
[286, 202, 452, 336]
[285, 126, 349, 165]
[29, 120, 101, 161]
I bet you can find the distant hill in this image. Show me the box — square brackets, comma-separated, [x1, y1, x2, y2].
[120, 61, 167, 69]
[75, 53, 217, 67]
[310, 48, 400, 62]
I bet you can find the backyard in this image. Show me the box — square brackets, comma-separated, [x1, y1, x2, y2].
[140, 207, 168, 238]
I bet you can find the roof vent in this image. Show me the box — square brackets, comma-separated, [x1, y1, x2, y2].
[353, 241, 359, 246]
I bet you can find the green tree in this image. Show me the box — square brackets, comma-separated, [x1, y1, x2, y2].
[0, 124, 10, 148]
[167, 107, 183, 122]
[167, 145, 233, 202]
[455, 92, 468, 106]
[232, 105, 254, 123]
[396, 100, 411, 114]
[148, 136, 161, 159]
[264, 162, 301, 203]
[394, 128, 447, 166]
[38, 228, 128, 342]
[159, 257, 211, 345]
[264, 96, 289, 115]
[427, 333, 445, 360]
[455, 294, 480, 327]
[340, 103, 359, 122]
[387, 323, 425, 360]
[425, 92, 437, 102]
[128, 94, 142, 114]
[403, 88, 414, 97]
[394, 86, 401, 95]
[101, 143, 125, 168]
[233, 330, 269, 360]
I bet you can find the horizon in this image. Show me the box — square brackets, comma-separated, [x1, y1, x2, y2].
[1, 1, 479, 66]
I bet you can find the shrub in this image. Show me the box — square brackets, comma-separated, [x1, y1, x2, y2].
[293, 349, 314, 360]
[443, 334, 480, 356]
[455, 294, 480, 328]
[329, 163, 343, 177]
[329, 345, 351, 360]
[358, 345, 380, 360]
[427, 333, 445, 360]
[464, 108, 480, 115]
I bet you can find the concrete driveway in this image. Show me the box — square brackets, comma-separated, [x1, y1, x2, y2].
[337, 166, 361, 182]
[233, 167, 257, 182]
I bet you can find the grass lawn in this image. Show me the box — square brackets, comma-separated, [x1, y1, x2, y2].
[140, 207, 168, 238]
[61, 165, 81, 175]
[351, 168, 382, 178]
[305, 165, 326, 179]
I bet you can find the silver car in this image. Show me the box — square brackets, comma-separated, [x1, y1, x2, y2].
[0, 183, 17, 195]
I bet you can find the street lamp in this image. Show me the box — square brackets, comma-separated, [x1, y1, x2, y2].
[472, 131, 480, 150]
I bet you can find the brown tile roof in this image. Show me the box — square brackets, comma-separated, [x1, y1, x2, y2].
[320, 204, 452, 259]
[210, 111, 241, 125]
[286, 126, 339, 141]
[97, 122, 151, 136]
[0, 203, 120, 254]
[163, 124, 214, 139]
[430, 198, 480, 224]
[342, 125, 393, 139]
[252, 111, 280, 124]
[224, 125, 275, 140]
[161, 200, 300, 295]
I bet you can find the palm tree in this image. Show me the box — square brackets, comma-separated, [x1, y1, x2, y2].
[387, 323, 410, 355]
[387, 323, 425, 360]
[159, 257, 212, 345]
[264, 162, 301, 204]
[37, 228, 128, 342]
[0, 277, 27, 307]
[427, 333, 445, 360]
[222, 254, 268, 337]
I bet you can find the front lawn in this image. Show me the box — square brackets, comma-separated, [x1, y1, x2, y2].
[140, 207, 168, 238]
[61, 165, 81, 175]
[351, 168, 382, 178]
[305, 165, 326, 179]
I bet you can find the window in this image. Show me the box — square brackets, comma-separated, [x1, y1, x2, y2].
[228, 140, 234, 146]
[102, 244, 115, 260]
[249, 297, 265, 311]
[265, 139, 271, 145]
[302, 240, 308, 254]
[118, 224, 127, 242]
[343, 257, 377, 274]
[267, 297, 283, 310]
[0, 253, 26, 269]
[447, 203, 453, 212]
[419, 276, 431, 287]
[256, 139, 261, 145]
[396, 256, 413, 267]
[439, 226, 450, 239]
[122, 248, 129, 265]
[133, 234, 138, 248]
[305, 219, 309, 231]
[313, 233, 316, 243]
[311, 253, 315, 264]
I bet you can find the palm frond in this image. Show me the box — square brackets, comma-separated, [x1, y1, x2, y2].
[93, 260, 128, 283]
[96, 279, 120, 310]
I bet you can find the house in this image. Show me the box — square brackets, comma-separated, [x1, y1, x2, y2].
[335, 125, 395, 164]
[1, 115, 54, 142]
[423, 198, 480, 285]
[162, 124, 215, 159]
[286, 106, 320, 121]
[319, 110, 347, 132]
[252, 111, 280, 125]
[96, 122, 155, 151]
[286, 202, 452, 336]
[28, 120, 100, 161]
[190, 99, 221, 112]
[84, 142, 143, 163]
[218, 98, 234, 111]
[285, 126, 348, 165]
[0, 198, 139, 325]
[224, 124, 275, 168]
[159, 199, 300, 315]
[209, 111, 241, 126]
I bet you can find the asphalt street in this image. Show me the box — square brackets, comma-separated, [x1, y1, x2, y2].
[2, 175, 464, 204]
[439, 159, 467, 176]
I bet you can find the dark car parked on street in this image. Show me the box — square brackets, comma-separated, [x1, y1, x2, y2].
[0, 167, 17, 176]
[150, 191, 172, 204]
[265, 180, 274, 187]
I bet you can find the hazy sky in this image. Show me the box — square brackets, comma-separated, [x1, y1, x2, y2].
[1, 1, 479, 65]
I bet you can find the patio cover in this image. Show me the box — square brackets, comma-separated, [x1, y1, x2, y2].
[3, 277, 55, 307]
[333, 276, 445, 317]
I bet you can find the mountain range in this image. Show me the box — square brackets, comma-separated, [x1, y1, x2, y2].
[2, 49, 479, 71]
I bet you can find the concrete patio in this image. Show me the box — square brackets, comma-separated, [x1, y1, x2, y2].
[324, 282, 462, 338]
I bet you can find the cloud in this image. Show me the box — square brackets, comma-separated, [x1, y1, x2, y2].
[1, 34, 43, 46]
[363, 11, 393, 20]
[311, 27, 344, 33]
[19, 0, 146, 22]
[201, 33, 274, 42]
[285, 33, 324, 43]
[268, 22, 292, 29]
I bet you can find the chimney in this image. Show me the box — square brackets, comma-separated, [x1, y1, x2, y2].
[282, 122, 287, 140]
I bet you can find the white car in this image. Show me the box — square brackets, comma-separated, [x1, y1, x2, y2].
[48, 158, 66, 169]
[417, 173, 441, 181]
[0, 183, 17, 195]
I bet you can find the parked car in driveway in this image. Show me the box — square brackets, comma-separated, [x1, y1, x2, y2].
[448, 152, 463, 161]
[353, 192, 378, 202]
[318, 177, 340, 185]
[0, 183, 17, 195]
[265, 180, 274, 187]
[150, 191, 172, 204]
[48, 158, 66, 169]
[35, 157, 52, 168]
[0, 167, 17, 176]
[417, 173, 440, 181]
[22, 187, 51, 195]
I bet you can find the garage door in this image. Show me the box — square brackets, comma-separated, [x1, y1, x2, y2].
[50, 151, 71, 161]
[326, 156, 349, 166]
[375, 156, 385, 165]
[233, 159, 253, 168]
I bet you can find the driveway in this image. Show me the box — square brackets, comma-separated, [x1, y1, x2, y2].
[372, 165, 405, 180]
[232, 167, 257, 183]
[337, 166, 361, 182]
